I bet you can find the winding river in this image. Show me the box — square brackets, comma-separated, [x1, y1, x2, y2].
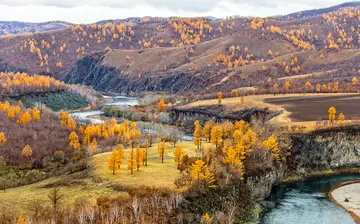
[263, 174, 360, 224]
[70, 95, 139, 123]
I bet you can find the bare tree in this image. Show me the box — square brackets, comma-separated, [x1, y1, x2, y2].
[168, 128, 184, 147]
[48, 187, 64, 213]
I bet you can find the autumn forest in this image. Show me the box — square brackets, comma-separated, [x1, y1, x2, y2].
[0, 2, 360, 224]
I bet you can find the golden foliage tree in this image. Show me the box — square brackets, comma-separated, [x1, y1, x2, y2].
[240, 95, 244, 104]
[193, 120, 202, 149]
[263, 135, 280, 160]
[108, 145, 125, 175]
[127, 148, 137, 174]
[338, 112, 345, 125]
[202, 120, 214, 142]
[69, 131, 81, 150]
[0, 132, 6, 143]
[158, 100, 165, 112]
[89, 138, 97, 154]
[217, 92, 222, 104]
[328, 106, 337, 123]
[210, 124, 223, 149]
[67, 118, 76, 130]
[135, 146, 144, 171]
[16, 110, 32, 125]
[22, 144, 33, 167]
[189, 159, 214, 184]
[173, 145, 185, 166]
[352, 77, 358, 86]
[157, 140, 166, 163]
[31, 107, 41, 120]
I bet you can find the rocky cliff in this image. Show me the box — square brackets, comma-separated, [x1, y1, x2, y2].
[170, 105, 279, 129]
[248, 126, 360, 200]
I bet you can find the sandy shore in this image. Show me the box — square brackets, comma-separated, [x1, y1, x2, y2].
[330, 182, 360, 222]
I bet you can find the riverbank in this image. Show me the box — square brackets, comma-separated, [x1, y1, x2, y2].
[330, 181, 360, 223]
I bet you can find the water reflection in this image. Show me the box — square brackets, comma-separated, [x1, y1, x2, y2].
[263, 174, 360, 224]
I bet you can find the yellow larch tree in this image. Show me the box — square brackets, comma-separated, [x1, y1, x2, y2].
[217, 92, 222, 104]
[173, 145, 185, 166]
[352, 77, 358, 86]
[0, 132, 6, 143]
[240, 95, 244, 104]
[16, 110, 32, 125]
[89, 138, 97, 154]
[263, 135, 280, 160]
[322, 84, 327, 92]
[31, 107, 41, 120]
[189, 159, 214, 184]
[210, 124, 223, 150]
[328, 106, 337, 123]
[193, 120, 202, 149]
[22, 145, 33, 167]
[202, 120, 214, 142]
[108, 145, 125, 175]
[241, 129, 257, 153]
[157, 141, 166, 163]
[127, 147, 137, 174]
[69, 131, 81, 150]
[67, 118, 76, 130]
[338, 112, 345, 125]
[135, 146, 144, 171]
[158, 100, 165, 112]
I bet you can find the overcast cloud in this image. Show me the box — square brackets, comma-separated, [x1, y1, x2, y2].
[0, 0, 347, 23]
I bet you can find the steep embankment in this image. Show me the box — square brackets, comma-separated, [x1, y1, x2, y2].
[247, 126, 360, 200]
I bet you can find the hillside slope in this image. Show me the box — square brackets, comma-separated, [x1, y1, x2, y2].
[0, 3, 358, 96]
[0, 21, 72, 36]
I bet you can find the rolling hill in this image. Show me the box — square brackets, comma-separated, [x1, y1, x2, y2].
[0, 2, 358, 97]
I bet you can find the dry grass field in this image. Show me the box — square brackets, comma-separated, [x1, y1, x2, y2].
[0, 176, 117, 213]
[92, 141, 212, 190]
[0, 141, 210, 212]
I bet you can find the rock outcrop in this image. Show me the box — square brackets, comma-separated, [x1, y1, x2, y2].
[248, 126, 360, 200]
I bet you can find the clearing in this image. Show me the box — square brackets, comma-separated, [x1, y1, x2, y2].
[0, 141, 205, 212]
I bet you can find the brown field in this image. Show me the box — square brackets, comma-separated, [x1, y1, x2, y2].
[265, 94, 360, 122]
[183, 93, 360, 128]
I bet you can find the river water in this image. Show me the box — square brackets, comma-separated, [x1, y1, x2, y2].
[263, 174, 360, 224]
[70, 95, 139, 123]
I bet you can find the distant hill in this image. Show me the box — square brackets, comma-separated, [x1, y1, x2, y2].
[0, 21, 73, 36]
[0, 2, 358, 96]
[281, 1, 360, 20]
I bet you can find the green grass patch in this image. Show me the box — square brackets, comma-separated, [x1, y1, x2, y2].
[4, 91, 88, 111]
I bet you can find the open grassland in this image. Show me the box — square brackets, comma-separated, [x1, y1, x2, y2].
[92, 141, 210, 190]
[0, 141, 206, 211]
[0, 176, 117, 213]
[183, 93, 360, 128]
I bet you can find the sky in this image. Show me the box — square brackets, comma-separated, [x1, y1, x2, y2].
[0, 0, 349, 24]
